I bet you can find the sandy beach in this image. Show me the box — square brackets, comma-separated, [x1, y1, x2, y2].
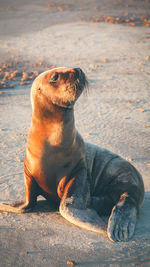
[0, 1, 150, 266]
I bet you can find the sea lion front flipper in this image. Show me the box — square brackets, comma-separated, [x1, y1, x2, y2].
[59, 170, 106, 235]
[60, 204, 107, 234]
[0, 170, 38, 213]
[107, 193, 137, 242]
[0, 200, 32, 213]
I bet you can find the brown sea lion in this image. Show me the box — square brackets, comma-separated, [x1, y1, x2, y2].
[0, 67, 144, 242]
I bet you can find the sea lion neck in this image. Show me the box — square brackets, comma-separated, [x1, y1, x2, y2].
[32, 103, 75, 124]
[31, 104, 76, 147]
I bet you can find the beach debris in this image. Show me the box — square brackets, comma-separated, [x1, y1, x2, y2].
[126, 157, 133, 162]
[66, 260, 76, 266]
[90, 15, 150, 27]
[136, 108, 145, 112]
[0, 60, 53, 90]
[103, 58, 109, 63]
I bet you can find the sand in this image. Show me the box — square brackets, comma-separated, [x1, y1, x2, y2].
[0, 1, 150, 266]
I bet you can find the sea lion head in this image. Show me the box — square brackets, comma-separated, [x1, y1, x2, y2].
[31, 67, 88, 113]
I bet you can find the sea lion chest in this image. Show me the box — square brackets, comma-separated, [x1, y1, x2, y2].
[25, 124, 82, 198]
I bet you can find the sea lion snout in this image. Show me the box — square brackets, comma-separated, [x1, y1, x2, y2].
[74, 67, 82, 78]
[73, 68, 88, 88]
[61, 67, 87, 89]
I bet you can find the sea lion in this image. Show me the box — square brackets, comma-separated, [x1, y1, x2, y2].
[0, 67, 144, 242]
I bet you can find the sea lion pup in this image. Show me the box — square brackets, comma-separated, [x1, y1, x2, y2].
[0, 67, 144, 242]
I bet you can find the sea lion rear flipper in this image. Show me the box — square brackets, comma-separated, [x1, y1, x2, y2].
[107, 193, 137, 242]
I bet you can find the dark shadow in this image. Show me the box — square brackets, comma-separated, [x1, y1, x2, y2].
[30, 199, 59, 213]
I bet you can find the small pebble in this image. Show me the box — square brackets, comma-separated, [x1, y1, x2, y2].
[126, 157, 132, 162]
[66, 260, 76, 266]
[103, 58, 109, 63]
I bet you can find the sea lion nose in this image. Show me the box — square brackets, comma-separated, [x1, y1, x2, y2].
[74, 68, 81, 74]
[74, 68, 83, 79]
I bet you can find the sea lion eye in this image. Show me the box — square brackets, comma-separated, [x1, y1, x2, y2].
[50, 72, 59, 83]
